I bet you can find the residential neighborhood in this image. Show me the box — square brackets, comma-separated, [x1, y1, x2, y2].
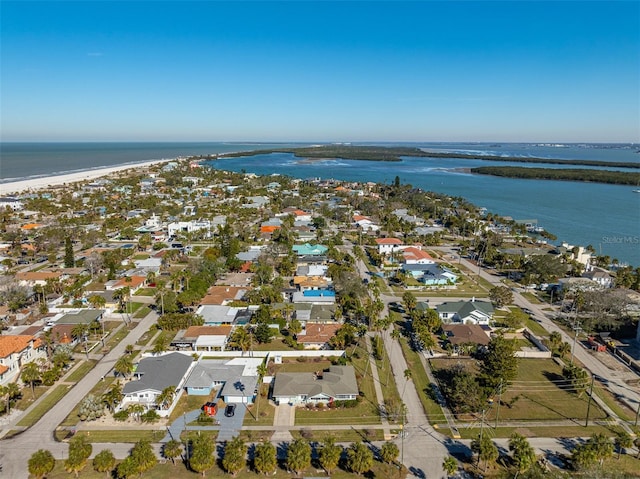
[0, 158, 639, 478]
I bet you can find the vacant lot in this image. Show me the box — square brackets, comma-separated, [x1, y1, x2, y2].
[431, 358, 608, 423]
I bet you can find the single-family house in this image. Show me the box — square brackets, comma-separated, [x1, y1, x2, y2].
[184, 358, 261, 404]
[401, 246, 435, 265]
[353, 215, 379, 232]
[442, 324, 491, 348]
[0, 335, 46, 386]
[296, 323, 341, 349]
[292, 243, 328, 257]
[200, 286, 248, 305]
[120, 352, 194, 416]
[272, 365, 358, 406]
[436, 299, 494, 325]
[292, 289, 336, 305]
[375, 238, 403, 255]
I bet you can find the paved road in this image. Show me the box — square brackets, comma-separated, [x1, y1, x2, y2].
[0, 311, 159, 478]
[449, 248, 640, 414]
[354, 253, 450, 477]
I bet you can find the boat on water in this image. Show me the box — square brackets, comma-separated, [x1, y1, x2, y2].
[633, 189, 640, 193]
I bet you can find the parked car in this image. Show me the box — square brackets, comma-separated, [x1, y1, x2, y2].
[224, 404, 236, 417]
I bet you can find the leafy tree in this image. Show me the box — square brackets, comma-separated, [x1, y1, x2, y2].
[480, 333, 518, 390]
[286, 438, 311, 475]
[318, 437, 341, 474]
[489, 286, 513, 307]
[163, 439, 182, 466]
[0, 382, 20, 414]
[21, 361, 41, 398]
[503, 309, 528, 329]
[28, 449, 55, 479]
[254, 323, 274, 344]
[253, 441, 277, 475]
[442, 456, 458, 477]
[65, 435, 93, 477]
[347, 441, 374, 475]
[524, 254, 566, 283]
[222, 436, 247, 476]
[562, 364, 589, 397]
[380, 441, 399, 464]
[189, 434, 216, 477]
[78, 394, 105, 421]
[130, 439, 157, 474]
[93, 449, 116, 478]
[508, 432, 536, 473]
[64, 236, 75, 268]
[471, 435, 499, 471]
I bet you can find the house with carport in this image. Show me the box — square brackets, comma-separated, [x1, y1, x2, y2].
[184, 357, 262, 404]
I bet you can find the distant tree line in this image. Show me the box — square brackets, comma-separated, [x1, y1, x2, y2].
[470, 166, 640, 185]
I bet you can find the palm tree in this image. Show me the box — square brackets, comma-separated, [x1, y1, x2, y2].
[102, 382, 123, 412]
[114, 355, 134, 378]
[155, 386, 175, 410]
[442, 456, 458, 478]
[21, 361, 41, 398]
[127, 403, 145, 422]
[28, 449, 55, 479]
[163, 439, 182, 466]
[615, 431, 632, 459]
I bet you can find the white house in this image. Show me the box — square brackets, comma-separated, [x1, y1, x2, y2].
[272, 365, 358, 406]
[0, 335, 46, 387]
[0, 198, 24, 211]
[120, 352, 195, 417]
[375, 237, 404, 255]
[436, 299, 494, 325]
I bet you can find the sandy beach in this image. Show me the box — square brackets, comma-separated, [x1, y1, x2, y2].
[0, 158, 177, 196]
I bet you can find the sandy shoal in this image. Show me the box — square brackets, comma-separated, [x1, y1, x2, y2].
[0, 159, 176, 196]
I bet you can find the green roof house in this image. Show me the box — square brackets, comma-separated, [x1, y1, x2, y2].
[292, 243, 328, 256]
[436, 299, 494, 325]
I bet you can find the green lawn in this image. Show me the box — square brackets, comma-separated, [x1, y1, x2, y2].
[290, 427, 385, 442]
[168, 393, 210, 422]
[243, 383, 275, 426]
[290, 342, 381, 426]
[65, 360, 97, 383]
[134, 304, 152, 318]
[430, 358, 608, 423]
[134, 287, 156, 296]
[17, 385, 71, 427]
[524, 318, 549, 337]
[452, 423, 624, 440]
[74, 429, 166, 443]
[374, 336, 403, 424]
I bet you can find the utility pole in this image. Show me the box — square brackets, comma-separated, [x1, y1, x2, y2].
[634, 401, 639, 427]
[585, 373, 595, 427]
[495, 379, 503, 429]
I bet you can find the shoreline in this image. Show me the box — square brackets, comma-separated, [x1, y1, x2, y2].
[0, 159, 177, 196]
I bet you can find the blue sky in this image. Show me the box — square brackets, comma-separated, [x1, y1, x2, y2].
[1, 1, 638, 142]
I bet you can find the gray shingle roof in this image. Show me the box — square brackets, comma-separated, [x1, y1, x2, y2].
[123, 352, 193, 394]
[273, 365, 358, 399]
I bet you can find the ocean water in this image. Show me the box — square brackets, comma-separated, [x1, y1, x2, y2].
[203, 144, 640, 266]
[1, 142, 638, 266]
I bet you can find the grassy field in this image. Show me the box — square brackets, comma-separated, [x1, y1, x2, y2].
[430, 358, 608, 423]
[290, 427, 385, 442]
[243, 383, 275, 426]
[524, 318, 549, 337]
[73, 429, 166, 443]
[16, 384, 71, 427]
[65, 360, 98, 383]
[450, 423, 624, 439]
[169, 393, 211, 422]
